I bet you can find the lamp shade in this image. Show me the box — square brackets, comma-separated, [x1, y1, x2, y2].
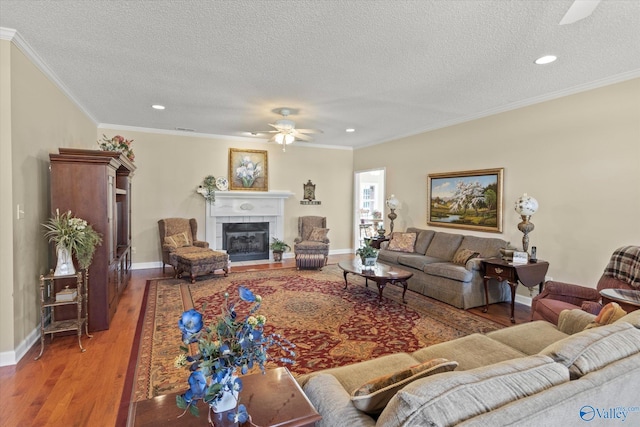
[386, 194, 400, 210]
[515, 193, 539, 216]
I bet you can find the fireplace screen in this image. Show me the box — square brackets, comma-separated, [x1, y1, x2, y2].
[222, 222, 269, 262]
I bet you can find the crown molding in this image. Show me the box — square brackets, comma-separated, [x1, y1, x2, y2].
[0, 26, 98, 125]
[98, 123, 353, 150]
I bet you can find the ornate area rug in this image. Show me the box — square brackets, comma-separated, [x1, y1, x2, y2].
[132, 265, 502, 401]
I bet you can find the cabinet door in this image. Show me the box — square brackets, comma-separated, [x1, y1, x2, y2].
[107, 173, 117, 262]
[108, 262, 118, 320]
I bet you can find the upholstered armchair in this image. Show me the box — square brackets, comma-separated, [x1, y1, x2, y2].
[294, 216, 330, 269]
[531, 245, 640, 324]
[158, 218, 209, 273]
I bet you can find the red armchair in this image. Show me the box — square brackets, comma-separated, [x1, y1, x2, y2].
[531, 246, 640, 324]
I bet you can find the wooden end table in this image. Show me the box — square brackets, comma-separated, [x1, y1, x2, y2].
[127, 367, 321, 427]
[339, 259, 413, 304]
[482, 258, 549, 323]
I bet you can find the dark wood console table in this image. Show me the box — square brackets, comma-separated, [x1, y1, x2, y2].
[482, 258, 549, 323]
[127, 367, 320, 427]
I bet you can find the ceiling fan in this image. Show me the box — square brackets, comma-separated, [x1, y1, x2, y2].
[559, 0, 601, 25]
[252, 108, 323, 151]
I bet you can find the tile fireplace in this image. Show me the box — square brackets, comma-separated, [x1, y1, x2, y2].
[204, 191, 294, 262]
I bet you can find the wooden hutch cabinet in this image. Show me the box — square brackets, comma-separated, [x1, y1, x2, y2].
[49, 148, 135, 331]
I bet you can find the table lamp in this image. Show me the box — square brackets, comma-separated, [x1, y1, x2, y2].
[386, 194, 400, 235]
[514, 193, 538, 252]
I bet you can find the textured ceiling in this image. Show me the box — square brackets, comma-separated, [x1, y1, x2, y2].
[1, 0, 639, 149]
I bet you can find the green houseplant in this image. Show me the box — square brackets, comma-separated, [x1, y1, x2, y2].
[356, 241, 378, 266]
[269, 237, 291, 262]
[42, 209, 103, 275]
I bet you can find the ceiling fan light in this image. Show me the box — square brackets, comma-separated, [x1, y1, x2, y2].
[284, 134, 295, 144]
[275, 133, 285, 144]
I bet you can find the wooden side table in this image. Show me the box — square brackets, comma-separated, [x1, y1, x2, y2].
[128, 367, 321, 427]
[482, 258, 549, 323]
[365, 236, 389, 249]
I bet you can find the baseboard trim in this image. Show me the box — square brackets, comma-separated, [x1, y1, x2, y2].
[0, 326, 40, 367]
[515, 294, 532, 307]
[132, 248, 355, 270]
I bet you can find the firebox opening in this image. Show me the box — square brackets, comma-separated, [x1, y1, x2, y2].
[222, 222, 270, 262]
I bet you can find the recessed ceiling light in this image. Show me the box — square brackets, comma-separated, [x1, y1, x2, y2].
[534, 55, 557, 65]
[346, 128, 356, 133]
[152, 104, 165, 110]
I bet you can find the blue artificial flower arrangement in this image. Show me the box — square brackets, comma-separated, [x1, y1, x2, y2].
[175, 286, 295, 423]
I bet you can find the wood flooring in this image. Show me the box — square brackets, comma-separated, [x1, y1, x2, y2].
[0, 254, 530, 426]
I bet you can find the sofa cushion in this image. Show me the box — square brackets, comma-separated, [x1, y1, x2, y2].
[387, 232, 417, 253]
[302, 374, 377, 427]
[376, 355, 569, 427]
[411, 333, 526, 370]
[584, 302, 627, 330]
[350, 358, 458, 414]
[308, 227, 330, 242]
[540, 321, 640, 379]
[616, 309, 640, 328]
[423, 262, 473, 282]
[297, 352, 420, 395]
[377, 249, 402, 264]
[486, 321, 569, 355]
[424, 232, 464, 261]
[458, 235, 507, 258]
[396, 254, 443, 271]
[453, 248, 480, 265]
[410, 229, 435, 255]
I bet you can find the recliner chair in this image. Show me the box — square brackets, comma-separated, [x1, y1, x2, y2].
[531, 245, 640, 324]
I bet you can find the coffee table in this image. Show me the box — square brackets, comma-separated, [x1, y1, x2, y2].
[127, 367, 320, 427]
[339, 259, 413, 304]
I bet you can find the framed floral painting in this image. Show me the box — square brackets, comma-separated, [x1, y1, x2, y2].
[427, 168, 504, 232]
[228, 148, 268, 191]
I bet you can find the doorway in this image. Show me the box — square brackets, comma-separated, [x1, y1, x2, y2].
[354, 168, 386, 248]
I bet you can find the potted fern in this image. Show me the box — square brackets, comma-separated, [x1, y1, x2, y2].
[269, 237, 291, 262]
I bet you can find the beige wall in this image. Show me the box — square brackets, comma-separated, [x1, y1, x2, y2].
[0, 40, 96, 359]
[96, 128, 354, 266]
[355, 78, 640, 295]
[2, 35, 638, 363]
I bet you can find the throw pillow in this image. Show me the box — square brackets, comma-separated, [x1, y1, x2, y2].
[350, 358, 458, 414]
[164, 232, 191, 249]
[583, 302, 627, 330]
[308, 227, 329, 242]
[387, 232, 417, 253]
[452, 248, 480, 265]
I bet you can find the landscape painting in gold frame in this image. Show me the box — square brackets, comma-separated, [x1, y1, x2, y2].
[427, 168, 503, 232]
[228, 148, 268, 191]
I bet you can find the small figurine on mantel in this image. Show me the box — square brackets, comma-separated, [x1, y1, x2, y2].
[301, 180, 321, 205]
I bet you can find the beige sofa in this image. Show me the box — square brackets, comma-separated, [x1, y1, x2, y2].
[377, 228, 510, 309]
[298, 309, 640, 426]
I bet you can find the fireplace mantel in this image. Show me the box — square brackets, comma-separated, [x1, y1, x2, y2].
[204, 190, 294, 260]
